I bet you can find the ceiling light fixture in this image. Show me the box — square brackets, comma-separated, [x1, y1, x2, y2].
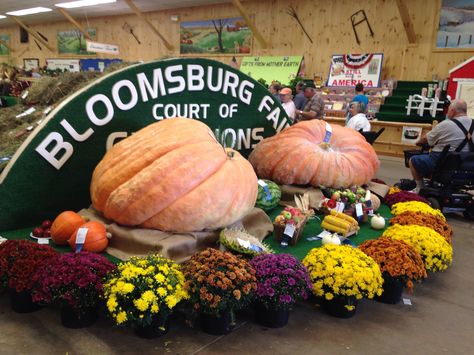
[6, 7, 52, 16]
[55, 0, 117, 9]
[0, 15, 6, 19]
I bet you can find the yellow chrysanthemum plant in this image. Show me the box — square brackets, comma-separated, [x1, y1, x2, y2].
[302, 245, 383, 314]
[383, 224, 453, 272]
[103, 254, 188, 329]
[391, 201, 445, 221]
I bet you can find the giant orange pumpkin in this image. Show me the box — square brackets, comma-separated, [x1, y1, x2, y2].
[249, 120, 379, 188]
[68, 221, 108, 253]
[90, 118, 258, 232]
[51, 211, 87, 245]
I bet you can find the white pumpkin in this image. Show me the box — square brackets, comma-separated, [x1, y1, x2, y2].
[322, 233, 341, 246]
[370, 214, 386, 230]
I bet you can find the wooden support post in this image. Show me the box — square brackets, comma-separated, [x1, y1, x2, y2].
[124, 0, 174, 51]
[395, 0, 416, 44]
[0, 39, 13, 53]
[8, 16, 55, 52]
[56, 8, 92, 40]
[231, 0, 269, 49]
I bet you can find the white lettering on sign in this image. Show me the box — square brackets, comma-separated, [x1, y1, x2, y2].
[165, 65, 186, 94]
[112, 80, 139, 111]
[35, 132, 74, 170]
[34, 63, 287, 169]
[106, 132, 128, 150]
[187, 64, 205, 91]
[86, 94, 114, 126]
[137, 69, 166, 102]
[60, 119, 94, 142]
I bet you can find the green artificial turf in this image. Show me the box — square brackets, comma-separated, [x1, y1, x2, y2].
[1, 205, 392, 263]
[264, 204, 392, 260]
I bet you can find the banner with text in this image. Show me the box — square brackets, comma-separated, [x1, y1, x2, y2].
[0, 58, 289, 231]
[327, 53, 383, 88]
[240, 56, 303, 85]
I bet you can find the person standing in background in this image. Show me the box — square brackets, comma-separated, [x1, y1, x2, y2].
[280, 87, 296, 122]
[295, 85, 325, 121]
[269, 83, 282, 102]
[293, 81, 307, 111]
[352, 83, 369, 109]
[346, 102, 371, 132]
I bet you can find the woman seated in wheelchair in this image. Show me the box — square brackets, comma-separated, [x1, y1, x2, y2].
[410, 99, 474, 192]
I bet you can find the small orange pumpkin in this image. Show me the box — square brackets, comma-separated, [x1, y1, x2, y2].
[51, 211, 87, 245]
[68, 221, 109, 253]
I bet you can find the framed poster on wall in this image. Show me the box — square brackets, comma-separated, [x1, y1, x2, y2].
[240, 56, 303, 85]
[0, 34, 11, 56]
[180, 17, 252, 56]
[23, 58, 40, 71]
[327, 53, 384, 88]
[57, 28, 96, 55]
[435, 0, 474, 51]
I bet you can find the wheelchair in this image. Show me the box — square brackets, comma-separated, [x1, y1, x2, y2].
[404, 145, 474, 219]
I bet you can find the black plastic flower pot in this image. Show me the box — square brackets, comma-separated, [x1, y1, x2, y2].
[10, 289, 42, 313]
[134, 315, 169, 339]
[255, 303, 290, 328]
[375, 276, 404, 304]
[60, 305, 97, 329]
[320, 295, 357, 319]
[201, 310, 233, 335]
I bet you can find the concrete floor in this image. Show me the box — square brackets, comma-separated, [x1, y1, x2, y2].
[1, 157, 473, 355]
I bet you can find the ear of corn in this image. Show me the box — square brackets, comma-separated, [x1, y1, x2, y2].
[321, 220, 349, 234]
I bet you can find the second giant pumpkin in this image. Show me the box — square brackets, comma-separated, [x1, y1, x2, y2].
[249, 120, 379, 188]
[90, 118, 258, 232]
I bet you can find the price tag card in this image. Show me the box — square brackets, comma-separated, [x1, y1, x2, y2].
[258, 179, 272, 201]
[368, 209, 374, 216]
[237, 237, 251, 249]
[323, 122, 333, 143]
[355, 203, 363, 217]
[318, 230, 332, 239]
[403, 298, 412, 306]
[336, 202, 345, 213]
[21, 90, 29, 99]
[284, 223, 296, 238]
[75, 227, 88, 252]
[37, 238, 49, 245]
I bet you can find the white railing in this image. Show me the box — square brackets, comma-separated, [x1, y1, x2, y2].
[406, 95, 444, 118]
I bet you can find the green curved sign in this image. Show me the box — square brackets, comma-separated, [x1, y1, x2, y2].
[0, 58, 290, 231]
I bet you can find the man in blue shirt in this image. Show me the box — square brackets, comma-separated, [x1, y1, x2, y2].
[352, 83, 369, 108]
[293, 81, 307, 111]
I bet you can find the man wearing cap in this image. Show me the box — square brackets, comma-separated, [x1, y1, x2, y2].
[295, 85, 325, 121]
[280, 87, 297, 122]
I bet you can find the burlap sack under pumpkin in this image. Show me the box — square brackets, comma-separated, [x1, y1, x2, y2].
[367, 181, 390, 199]
[78, 207, 273, 263]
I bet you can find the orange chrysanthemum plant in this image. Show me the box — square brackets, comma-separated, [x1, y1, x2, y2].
[182, 248, 257, 316]
[390, 211, 453, 244]
[359, 237, 427, 292]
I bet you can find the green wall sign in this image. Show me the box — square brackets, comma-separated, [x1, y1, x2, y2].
[240, 56, 303, 85]
[0, 58, 289, 231]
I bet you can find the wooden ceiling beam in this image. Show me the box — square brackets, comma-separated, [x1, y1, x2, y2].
[395, 0, 417, 44]
[56, 8, 92, 41]
[8, 16, 54, 52]
[124, 0, 174, 51]
[231, 0, 269, 49]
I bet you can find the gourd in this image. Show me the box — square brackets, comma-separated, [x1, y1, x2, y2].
[322, 233, 341, 246]
[370, 214, 386, 230]
[248, 120, 379, 188]
[68, 221, 109, 253]
[50, 211, 87, 245]
[90, 118, 258, 232]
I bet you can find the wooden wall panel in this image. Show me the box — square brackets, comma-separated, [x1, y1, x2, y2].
[0, 0, 472, 81]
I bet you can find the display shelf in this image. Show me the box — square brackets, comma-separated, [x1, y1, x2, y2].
[325, 117, 434, 158]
